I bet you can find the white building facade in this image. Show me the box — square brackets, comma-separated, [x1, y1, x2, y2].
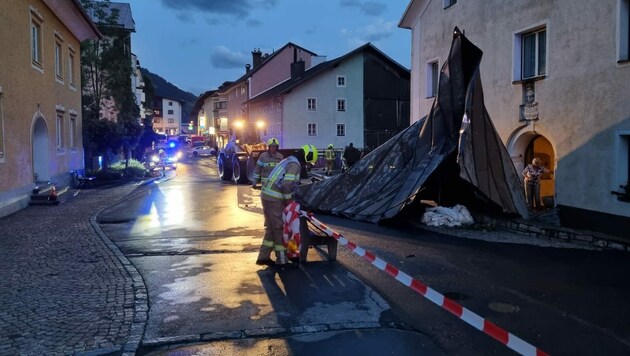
[152, 97, 182, 136]
[399, 0, 630, 236]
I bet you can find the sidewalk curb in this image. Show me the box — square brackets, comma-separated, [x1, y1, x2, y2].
[88, 180, 155, 355]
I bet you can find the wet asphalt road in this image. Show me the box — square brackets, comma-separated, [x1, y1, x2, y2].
[97, 157, 630, 355]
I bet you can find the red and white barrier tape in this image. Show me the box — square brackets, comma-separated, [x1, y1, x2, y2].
[301, 211, 549, 356]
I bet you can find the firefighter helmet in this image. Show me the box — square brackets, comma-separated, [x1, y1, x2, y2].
[301, 144, 318, 164]
[267, 138, 279, 146]
[327, 144, 334, 149]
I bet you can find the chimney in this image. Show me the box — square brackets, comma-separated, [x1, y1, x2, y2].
[291, 60, 305, 79]
[245, 64, 251, 73]
[252, 48, 262, 68]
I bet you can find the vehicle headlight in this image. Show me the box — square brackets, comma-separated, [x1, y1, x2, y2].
[176, 151, 183, 158]
[152, 155, 160, 163]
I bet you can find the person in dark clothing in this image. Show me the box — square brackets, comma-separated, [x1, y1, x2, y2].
[343, 143, 361, 169]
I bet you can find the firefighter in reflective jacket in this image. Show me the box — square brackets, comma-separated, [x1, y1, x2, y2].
[251, 138, 283, 187]
[256, 144, 318, 266]
[324, 144, 335, 176]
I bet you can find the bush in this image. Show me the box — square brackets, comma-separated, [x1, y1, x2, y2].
[108, 159, 148, 178]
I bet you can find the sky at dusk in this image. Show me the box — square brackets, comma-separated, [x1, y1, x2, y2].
[125, 0, 412, 97]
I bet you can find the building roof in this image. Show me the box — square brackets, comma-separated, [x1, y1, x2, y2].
[246, 43, 409, 104]
[87, 1, 135, 32]
[190, 90, 218, 118]
[43, 0, 102, 40]
[218, 42, 318, 94]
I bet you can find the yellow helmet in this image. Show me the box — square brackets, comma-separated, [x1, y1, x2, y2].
[327, 144, 334, 149]
[301, 144, 318, 164]
[267, 138, 279, 146]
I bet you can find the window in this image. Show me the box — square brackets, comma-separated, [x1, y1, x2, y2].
[307, 98, 317, 111]
[336, 124, 345, 136]
[153, 118, 161, 123]
[168, 118, 174, 124]
[618, 0, 630, 62]
[427, 61, 439, 97]
[68, 47, 76, 86]
[521, 28, 546, 79]
[615, 131, 630, 196]
[31, 11, 43, 68]
[56, 113, 63, 150]
[168, 101, 173, 106]
[443, 0, 457, 9]
[241, 86, 246, 95]
[167, 109, 174, 115]
[0, 88, 4, 160]
[307, 123, 317, 136]
[54, 37, 63, 81]
[337, 99, 346, 111]
[214, 101, 227, 109]
[69, 115, 76, 148]
[337, 75, 346, 87]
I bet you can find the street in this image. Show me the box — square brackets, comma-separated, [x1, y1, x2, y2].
[97, 157, 630, 355]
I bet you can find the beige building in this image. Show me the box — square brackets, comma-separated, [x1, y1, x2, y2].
[0, 0, 100, 217]
[400, 0, 630, 236]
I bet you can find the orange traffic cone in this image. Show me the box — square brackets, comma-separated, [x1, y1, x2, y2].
[48, 186, 57, 201]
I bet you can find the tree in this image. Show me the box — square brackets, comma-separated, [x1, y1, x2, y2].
[80, 0, 141, 171]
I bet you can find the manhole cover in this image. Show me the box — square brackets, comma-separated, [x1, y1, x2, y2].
[488, 302, 520, 313]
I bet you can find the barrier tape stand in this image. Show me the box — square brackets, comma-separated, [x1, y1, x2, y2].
[301, 210, 549, 356]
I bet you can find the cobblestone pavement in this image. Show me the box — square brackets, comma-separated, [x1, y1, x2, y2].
[0, 182, 150, 356]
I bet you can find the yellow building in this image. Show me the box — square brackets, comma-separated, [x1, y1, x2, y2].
[0, 0, 100, 217]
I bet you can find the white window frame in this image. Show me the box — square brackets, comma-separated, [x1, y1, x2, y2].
[512, 22, 548, 81]
[426, 60, 439, 98]
[0, 86, 4, 161]
[307, 123, 317, 136]
[307, 97, 317, 111]
[168, 118, 175, 124]
[54, 35, 64, 82]
[56, 113, 64, 151]
[168, 101, 173, 106]
[167, 109, 174, 115]
[336, 123, 346, 136]
[30, 8, 43, 71]
[337, 75, 346, 87]
[337, 98, 346, 112]
[617, 0, 630, 63]
[68, 46, 76, 88]
[69, 114, 76, 149]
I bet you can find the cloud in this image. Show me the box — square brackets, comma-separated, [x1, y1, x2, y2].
[341, 18, 395, 47]
[247, 19, 263, 27]
[210, 46, 250, 69]
[159, 0, 278, 19]
[339, 0, 387, 16]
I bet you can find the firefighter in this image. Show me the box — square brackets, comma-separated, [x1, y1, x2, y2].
[256, 144, 318, 266]
[251, 138, 283, 187]
[324, 144, 335, 176]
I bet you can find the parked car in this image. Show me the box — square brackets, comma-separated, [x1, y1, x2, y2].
[191, 145, 216, 157]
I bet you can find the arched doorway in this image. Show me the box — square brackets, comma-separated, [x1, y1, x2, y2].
[32, 116, 49, 183]
[508, 127, 556, 207]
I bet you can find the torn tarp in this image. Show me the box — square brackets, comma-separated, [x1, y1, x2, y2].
[295, 28, 529, 223]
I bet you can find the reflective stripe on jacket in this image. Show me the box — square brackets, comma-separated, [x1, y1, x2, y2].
[324, 148, 335, 160]
[253, 151, 284, 183]
[261, 156, 301, 201]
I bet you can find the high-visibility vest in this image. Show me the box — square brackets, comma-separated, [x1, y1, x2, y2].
[253, 151, 284, 183]
[261, 156, 301, 201]
[324, 148, 335, 160]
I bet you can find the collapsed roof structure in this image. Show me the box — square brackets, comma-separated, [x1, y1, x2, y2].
[296, 28, 529, 223]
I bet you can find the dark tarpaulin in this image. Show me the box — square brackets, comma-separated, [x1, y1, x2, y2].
[295, 29, 529, 223]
